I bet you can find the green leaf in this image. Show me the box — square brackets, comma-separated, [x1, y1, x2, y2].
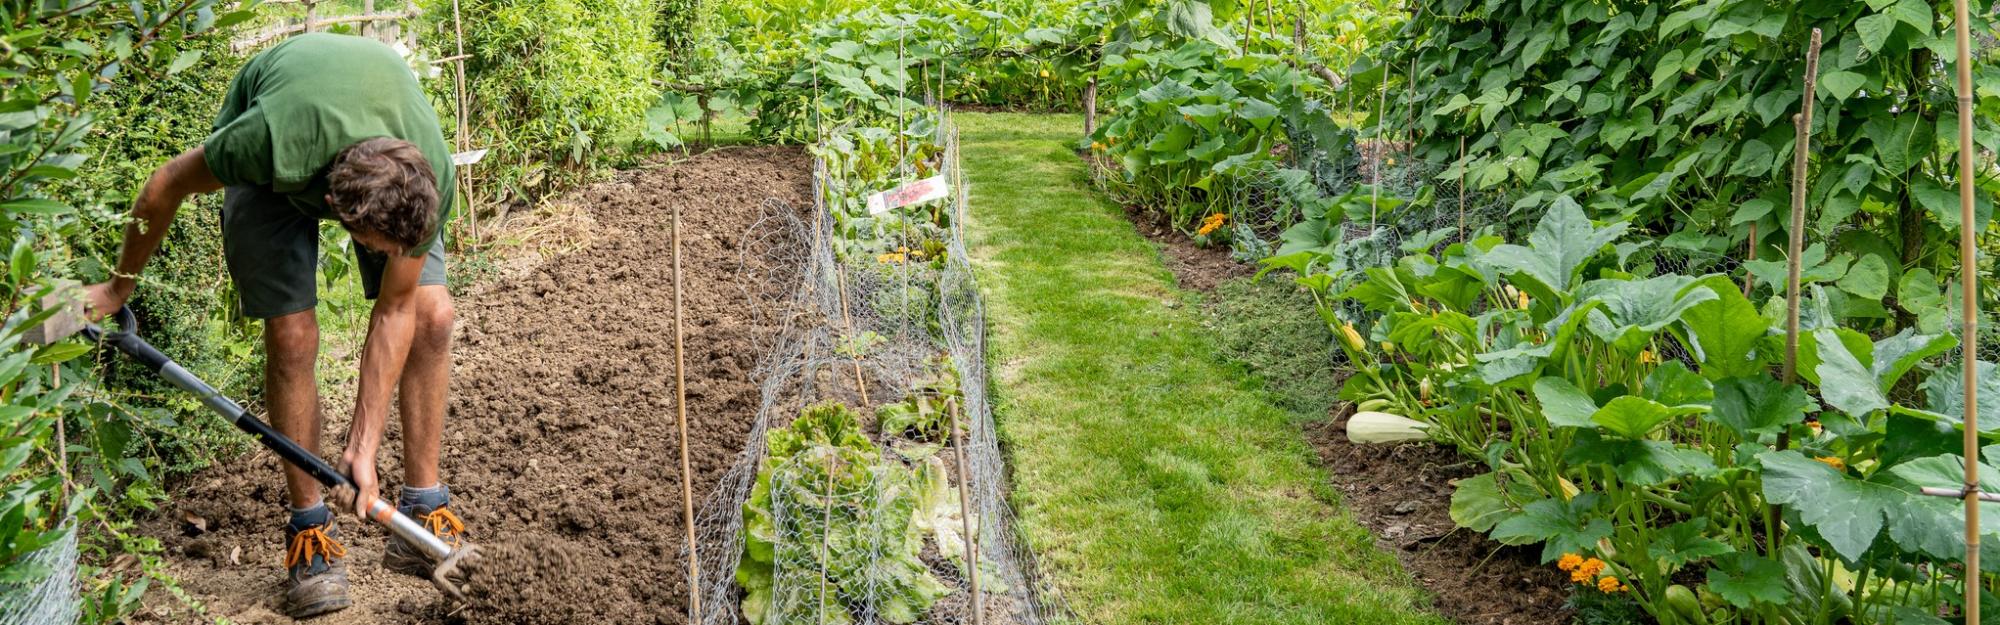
[1682, 279, 1769, 378]
[1490, 494, 1615, 562]
[1450, 471, 1535, 532]
[1706, 553, 1793, 607]
[1727, 139, 1774, 177]
[1814, 327, 1890, 416]
[30, 342, 90, 365]
[1922, 360, 2000, 431]
[1891, 0, 1935, 33]
[1483, 197, 1627, 297]
[1856, 14, 1897, 54]
[1592, 396, 1677, 439]
[1837, 253, 1890, 300]
[1534, 377, 1600, 428]
[1872, 329, 1957, 390]
[1644, 361, 1715, 408]
[1820, 71, 1867, 101]
[1649, 518, 1735, 574]
[1759, 450, 1896, 561]
[167, 49, 202, 75]
[1581, 275, 1716, 353]
[1709, 376, 1815, 438]
[2, 198, 69, 215]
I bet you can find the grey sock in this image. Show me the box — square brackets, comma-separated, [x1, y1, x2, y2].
[287, 501, 331, 531]
[398, 483, 451, 514]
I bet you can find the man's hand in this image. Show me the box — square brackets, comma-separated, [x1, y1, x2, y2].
[82, 280, 134, 322]
[334, 443, 381, 520]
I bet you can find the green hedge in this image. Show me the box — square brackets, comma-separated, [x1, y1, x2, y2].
[418, 0, 664, 205]
[50, 33, 264, 478]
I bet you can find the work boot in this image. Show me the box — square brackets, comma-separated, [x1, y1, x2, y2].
[384, 484, 466, 577]
[282, 506, 352, 619]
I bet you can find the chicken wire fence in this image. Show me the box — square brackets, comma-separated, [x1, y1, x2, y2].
[687, 112, 1075, 625]
[0, 523, 78, 625]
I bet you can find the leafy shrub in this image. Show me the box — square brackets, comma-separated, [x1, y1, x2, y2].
[416, 0, 663, 205]
[1, 1, 252, 621]
[52, 30, 263, 479]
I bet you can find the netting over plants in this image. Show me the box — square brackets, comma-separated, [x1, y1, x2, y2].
[689, 112, 1074, 625]
[0, 525, 78, 625]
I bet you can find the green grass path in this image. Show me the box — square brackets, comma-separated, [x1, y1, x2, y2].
[959, 112, 1448, 625]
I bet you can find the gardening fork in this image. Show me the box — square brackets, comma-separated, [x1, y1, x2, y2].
[34, 304, 480, 600]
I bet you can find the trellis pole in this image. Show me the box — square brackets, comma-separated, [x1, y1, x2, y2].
[1772, 28, 1822, 553]
[1947, 0, 1983, 616]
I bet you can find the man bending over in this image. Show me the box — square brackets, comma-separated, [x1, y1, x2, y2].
[85, 32, 463, 618]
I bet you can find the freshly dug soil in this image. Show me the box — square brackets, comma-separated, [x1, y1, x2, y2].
[1121, 204, 1572, 624]
[134, 146, 812, 625]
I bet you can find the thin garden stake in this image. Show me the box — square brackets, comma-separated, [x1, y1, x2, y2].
[1949, 0, 1982, 614]
[1742, 222, 1758, 297]
[1772, 28, 1822, 554]
[949, 398, 983, 625]
[450, 0, 475, 245]
[1456, 136, 1465, 241]
[671, 204, 703, 624]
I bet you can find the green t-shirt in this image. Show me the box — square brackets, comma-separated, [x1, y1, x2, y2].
[204, 33, 455, 256]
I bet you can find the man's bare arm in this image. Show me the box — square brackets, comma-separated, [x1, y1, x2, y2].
[335, 252, 425, 517]
[86, 147, 225, 318]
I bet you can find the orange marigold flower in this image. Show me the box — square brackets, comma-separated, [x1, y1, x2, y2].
[1578, 558, 1606, 577]
[1815, 456, 1847, 472]
[1557, 554, 1584, 572]
[1197, 213, 1228, 236]
[1571, 568, 1594, 584]
[1597, 576, 1624, 593]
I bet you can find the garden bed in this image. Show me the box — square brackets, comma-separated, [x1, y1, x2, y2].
[134, 146, 814, 625]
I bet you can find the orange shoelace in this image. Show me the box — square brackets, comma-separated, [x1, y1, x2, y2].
[421, 506, 466, 550]
[284, 526, 348, 569]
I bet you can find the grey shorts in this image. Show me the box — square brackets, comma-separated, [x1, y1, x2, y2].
[221, 185, 446, 319]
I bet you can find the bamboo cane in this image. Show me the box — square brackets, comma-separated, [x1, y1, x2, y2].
[949, 398, 983, 625]
[1457, 136, 1465, 241]
[1949, 0, 1982, 615]
[1773, 28, 1822, 553]
[671, 205, 703, 625]
[450, 0, 475, 247]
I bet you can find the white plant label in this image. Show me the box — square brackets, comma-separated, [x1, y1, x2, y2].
[451, 148, 490, 166]
[866, 175, 950, 215]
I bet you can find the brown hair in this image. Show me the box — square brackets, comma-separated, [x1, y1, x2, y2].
[327, 137, 439, 251]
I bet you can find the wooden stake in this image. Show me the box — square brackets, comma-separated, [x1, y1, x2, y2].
[949, 398, 983, 625]
[1774, 27, 1822, 552]
[1742, 222, 1758, 297]
[450, 0, 475, 246]
[671, 205, 703, 625]
[1456, 136, 1465, 241]
[1949, 0, 1982, 615]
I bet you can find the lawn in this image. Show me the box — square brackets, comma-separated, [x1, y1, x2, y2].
[959, 111, 1447, 625]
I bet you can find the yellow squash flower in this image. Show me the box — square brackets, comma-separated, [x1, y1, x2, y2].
[1815, 456, 1847, 472]
[1639, 349, 1659, 365]
[1339, 323, 1368, 354]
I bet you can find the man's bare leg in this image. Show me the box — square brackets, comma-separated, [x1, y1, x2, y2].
[398, 284, 453, 489]
[266, 309, 323, 508]
[383, 284, 460, 575]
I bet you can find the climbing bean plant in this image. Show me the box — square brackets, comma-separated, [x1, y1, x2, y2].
[1376, 0, 2000, 322]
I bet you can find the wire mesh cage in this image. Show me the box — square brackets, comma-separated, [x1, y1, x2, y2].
[689, 110, 1075, 625]
[0, 522, 79, 625]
